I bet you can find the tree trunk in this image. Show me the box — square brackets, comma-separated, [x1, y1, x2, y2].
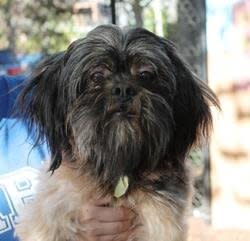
[132, 0, 143, 27]
[168, 0, 210, 219]
[6, 17, 16, 51]
[168, 0, 207, 80]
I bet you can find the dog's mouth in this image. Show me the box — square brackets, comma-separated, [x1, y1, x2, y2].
[107, 104, 139, 118]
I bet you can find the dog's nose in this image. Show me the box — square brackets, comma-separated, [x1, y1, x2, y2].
[111, 83, 136, 102]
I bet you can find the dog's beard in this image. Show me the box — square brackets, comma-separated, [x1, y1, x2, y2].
[68, 90, 174, 191]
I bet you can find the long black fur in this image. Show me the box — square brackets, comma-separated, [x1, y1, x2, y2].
[19, 25, 219, 195]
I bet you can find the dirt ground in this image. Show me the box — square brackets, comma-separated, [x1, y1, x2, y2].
[188, 217, 250, 241]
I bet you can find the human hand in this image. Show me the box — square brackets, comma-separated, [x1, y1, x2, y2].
[77, 197, 136, 241]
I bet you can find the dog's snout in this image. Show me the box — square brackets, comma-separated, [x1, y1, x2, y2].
[112, 83, 136, 102]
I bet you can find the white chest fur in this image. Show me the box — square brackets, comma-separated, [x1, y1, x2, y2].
[15, 165, 188, 241]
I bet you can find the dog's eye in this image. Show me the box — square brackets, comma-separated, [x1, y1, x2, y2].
[92, 72, 104, 83]
[138, 71, 154, 82]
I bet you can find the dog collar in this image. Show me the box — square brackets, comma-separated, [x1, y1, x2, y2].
[114, 176, 129, 198]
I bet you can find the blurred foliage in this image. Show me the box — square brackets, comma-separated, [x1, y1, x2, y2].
[118, 0, 152, 27]
[143, 7, 155, 32]
[0, 0, 80, 54]
[162, 8, 168, 38]
[117, 0, 168, 38]
[0, 0, 168, 54]
[143, 7, 168, 38]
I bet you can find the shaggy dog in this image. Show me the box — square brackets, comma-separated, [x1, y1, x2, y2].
[16, 25, 218, 241]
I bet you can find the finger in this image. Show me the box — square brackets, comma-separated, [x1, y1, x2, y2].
[94, 206, 135, 222]
[94, 197, 112, 206]
[98, 230, 132, 241]
[76, 227, 134, 241]
[82, 205, 135, 222]
[87, 220, 132, 236]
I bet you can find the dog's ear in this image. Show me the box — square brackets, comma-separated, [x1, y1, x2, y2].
[161, 39, 219, 161]
[19, 52, 67, 171]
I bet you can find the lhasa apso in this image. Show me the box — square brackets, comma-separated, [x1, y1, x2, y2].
[16, 25, 219, 241]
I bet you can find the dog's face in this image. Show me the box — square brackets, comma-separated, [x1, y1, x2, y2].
[20, 25, 218, 191]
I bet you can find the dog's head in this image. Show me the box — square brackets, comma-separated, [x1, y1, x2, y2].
[20, 25, 219, 191]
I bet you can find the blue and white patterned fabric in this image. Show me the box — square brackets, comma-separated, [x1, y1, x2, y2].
[0, 119, 48, 241]
[0, 75, 49, 241]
